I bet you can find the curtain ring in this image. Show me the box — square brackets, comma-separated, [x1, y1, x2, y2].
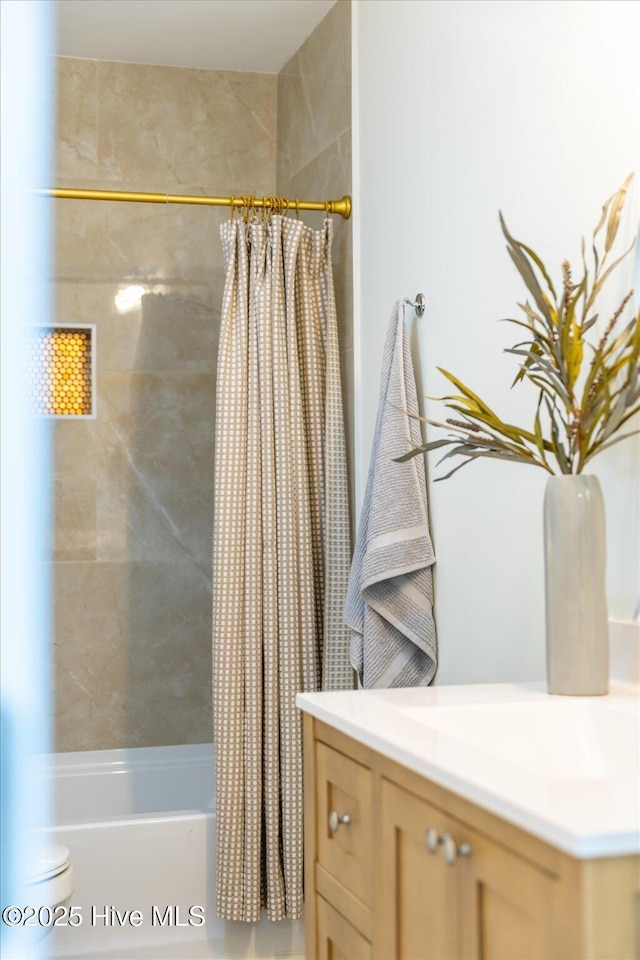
[295, 198, 300, 220]
[229, 195, 236, 220]
[261, 197, 268, 222]
[324, 199, 331, 218]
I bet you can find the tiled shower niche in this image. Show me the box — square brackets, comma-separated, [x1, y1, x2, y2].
[28, 323, 96, 418]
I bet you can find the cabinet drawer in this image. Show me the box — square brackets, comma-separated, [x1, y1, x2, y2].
[316, 741, 373, 905]
[316, 895, 372, 960]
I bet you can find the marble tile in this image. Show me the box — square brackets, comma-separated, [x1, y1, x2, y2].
[52, 54, 263, 752]
[135, 291, 220, 373]
[55, 58, 98, 180]
[95, 61, 277, 190]
[53, 560, 129, 751]
[54, 418, 97, 481]
[53, 186, 225, 287]
[279, 128, 352, 209]
[126, 561, 213, 747]
[277, 75, 350, 186]
[53, 477, 97, 562]
[53, 187, 178, 283]
[52, 421, 97, 562]
[96, 372, 216, 565]
[153, 197, 229, 287]
[280, 0, 351, 83]
[53, 560, 212, 751]
[277, 0, 351, 183]
[53, 281, 220, 374]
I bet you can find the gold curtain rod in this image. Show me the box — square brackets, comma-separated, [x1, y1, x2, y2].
[37, 188, 352, 220]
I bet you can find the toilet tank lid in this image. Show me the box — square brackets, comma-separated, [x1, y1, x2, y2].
[27, 843, 70, 883]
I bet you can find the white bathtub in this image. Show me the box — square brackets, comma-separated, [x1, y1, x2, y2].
[42, 744, 304, 960]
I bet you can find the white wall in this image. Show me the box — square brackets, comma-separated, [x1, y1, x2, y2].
[353, 0, 640, 685]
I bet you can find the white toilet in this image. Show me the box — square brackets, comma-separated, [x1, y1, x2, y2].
[10, 843, 76, 948]
[26, 843, 76, 928]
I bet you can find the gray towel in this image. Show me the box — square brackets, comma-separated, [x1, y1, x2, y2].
[344, 301, 437, 688]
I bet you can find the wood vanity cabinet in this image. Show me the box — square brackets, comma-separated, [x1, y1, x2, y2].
[303, 715, 640, 960]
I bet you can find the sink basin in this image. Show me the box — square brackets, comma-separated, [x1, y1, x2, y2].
[402, 698, 639, 781]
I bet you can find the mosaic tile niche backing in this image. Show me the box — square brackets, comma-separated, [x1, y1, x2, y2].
[28, 325, 94, 417]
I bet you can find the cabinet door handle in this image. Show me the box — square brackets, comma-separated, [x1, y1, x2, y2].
[441, 832, 472, 865]
[425, 827, 441, 853]
[328, 810, 351, 833]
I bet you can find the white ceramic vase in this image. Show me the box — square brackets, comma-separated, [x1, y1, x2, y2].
[543, 474, 609, 696]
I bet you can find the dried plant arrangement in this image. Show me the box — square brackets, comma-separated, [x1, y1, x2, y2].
[399, 175, 640, 479]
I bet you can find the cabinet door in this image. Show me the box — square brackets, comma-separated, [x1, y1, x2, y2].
[379, 779, 461, 960]
[316, 895, 372, 960]
[316, 742, 374, 905]
[380, 779, 560, 960]
[460, 824, 558, 960]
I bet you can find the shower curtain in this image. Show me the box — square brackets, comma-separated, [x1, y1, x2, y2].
[212, 214, 351, 922]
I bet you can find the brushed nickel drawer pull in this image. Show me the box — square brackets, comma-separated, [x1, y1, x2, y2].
[441, 832, 473, 865]
[328, 810, 351, 833]
[425, 827, 441, 853]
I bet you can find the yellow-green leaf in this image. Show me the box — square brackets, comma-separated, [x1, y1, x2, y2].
[605, 173, 634, 254]
[436, 368, 499, 419]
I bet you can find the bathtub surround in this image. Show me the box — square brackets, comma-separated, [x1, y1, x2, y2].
[213, 215, 351, 922]
[51, 57, 277, 751]
[52, 2, 353, 753]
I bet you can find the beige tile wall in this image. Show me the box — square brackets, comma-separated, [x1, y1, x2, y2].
[277, 0, 354, 525]
[52, 2, 353, 751]
[52, 59, 276, 751]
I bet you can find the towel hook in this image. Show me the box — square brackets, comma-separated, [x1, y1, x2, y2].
[404, 293, 426, 317]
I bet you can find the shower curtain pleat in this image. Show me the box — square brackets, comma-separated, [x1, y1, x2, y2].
[213, 215, 352, 923]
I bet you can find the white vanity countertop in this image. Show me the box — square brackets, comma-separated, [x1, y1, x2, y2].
[296, 682, 640, 859]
